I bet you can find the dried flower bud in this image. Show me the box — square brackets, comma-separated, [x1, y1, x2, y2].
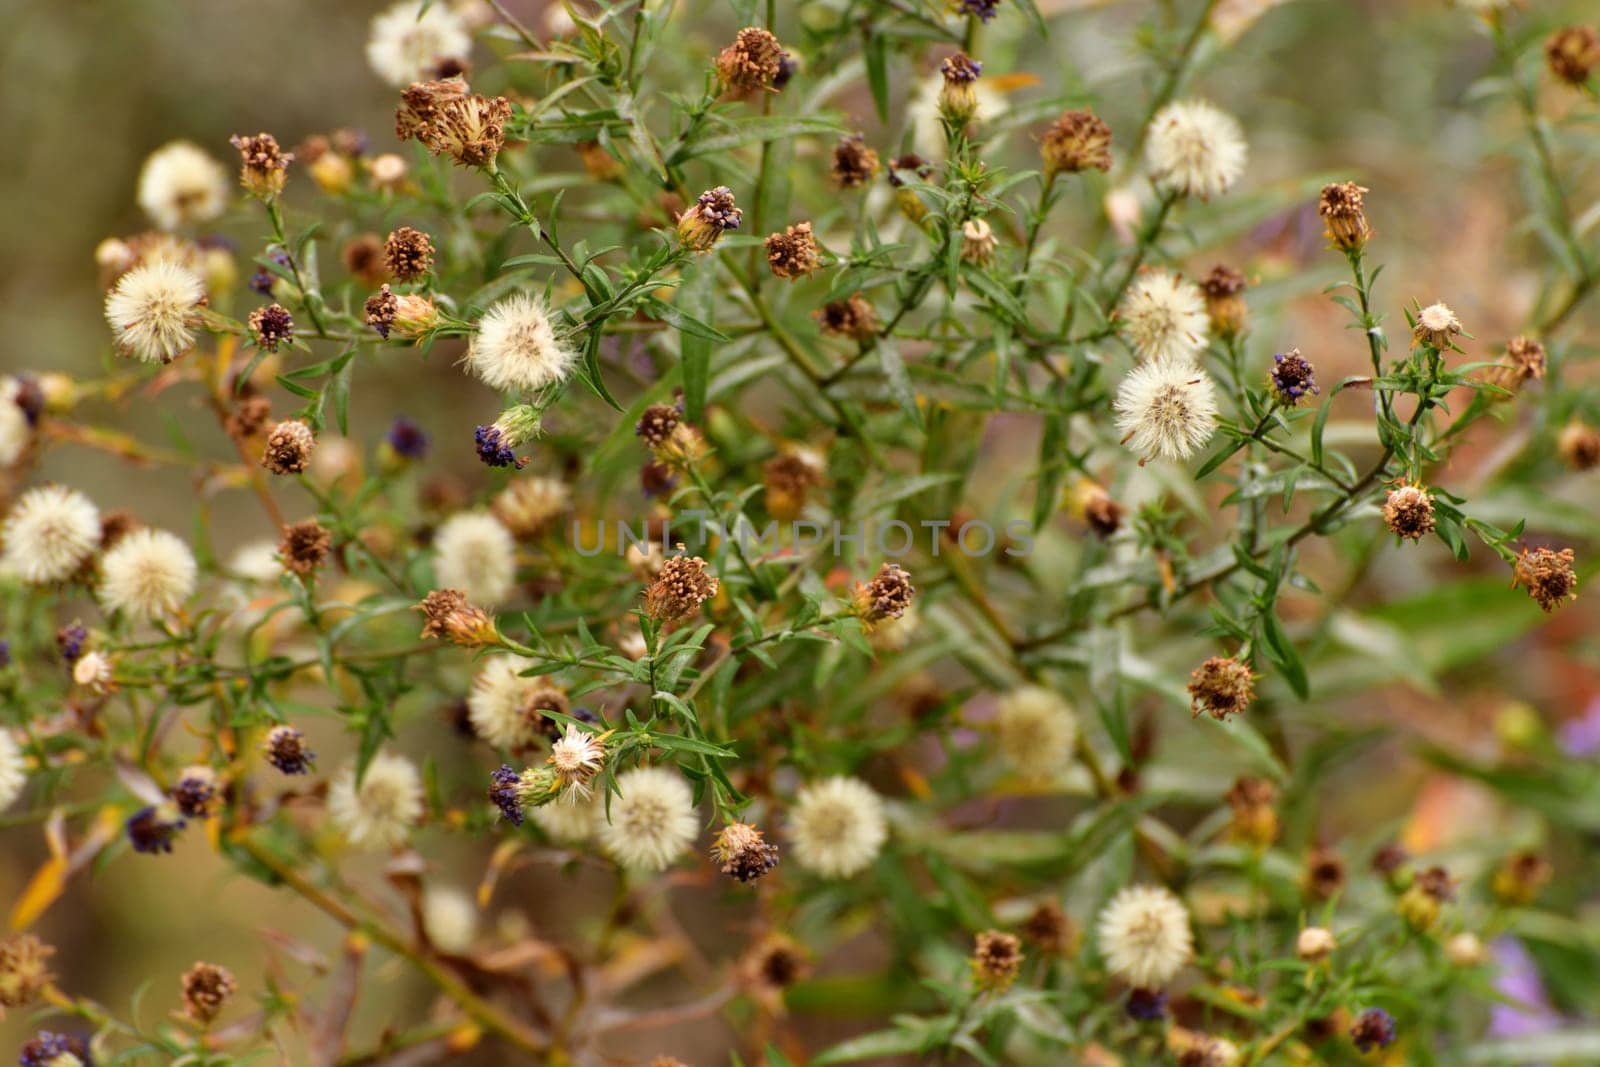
[1187, 656, 1254, 720]
[816, 294, 878, 341]
[248, 303, 294, 352]
[1351, 1007, 1397, 1053]
[1557, 421, 1600, 471]
[854, 562, 915, 628]
[1304, 846, 1345, 902]
[960, 218, 998, 266]
[1545, 25, 1600, 87]
[1397, 865, 1455, 931]
[938, 52, 982, 127]
[1065, 478, 1124, 538]
[343, 233, 388, 286]
[1446, 932, 1486, 967]
[493, 476, 570, 538]
[1225, 776, 1279, 848]
[180, 961, 237, 1024]
[488, 764, 523, 825]
[1491, 849, 1553, 906]
[396, 78, 512, 167]
[1269, 348, 1318, 406]
[635, 403, 682, 450]
[971, 930, 1023, 992]
[417, 588, 500, 646]
[1296, 926, 1337, 962]
[1198, 265, 1248, 337]
[56, 622, 88, 665]
[1484, 336, 1547, 397]
[171, 765, 219, 818]
[364, 283, 437, 339]
[1413, 302, 1463, 351]
[644, 553, 719, 623]
[1382, 483, 1436, 542]
[127, 803, 186, 854]
[831, 133, 881, 188]
[958, 0, 1001, 22]
[765, 221, 821, 280]
[1021, 901, 1079, 958]
[279, 519, 332, 576]
[575, 140, 623, 181]
[262, 419, 315, 475]
[1125, 987, 1169, 1021]
[1317, 181, 1372, 250]
[263, 725, 314, 775]
[1041, 108, 1114, 175]
[763, 448, 825, 521]
[1512, 545, 1578, 612]
[677, 186, 742, 252]
[712, 821, 781, 883]
[656, 423, 708, 470]
[716, 27, 784, 95]
[0, 933, 54, 1013]
[1370, 841, 1410, 882]
[742, 934, 809, 1004]
[230, 132, 292, 199]
[383, 226, 435, 281]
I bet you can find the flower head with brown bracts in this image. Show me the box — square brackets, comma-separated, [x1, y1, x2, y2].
[230, 132, 293, 199]
[1512, 545, 1578, 612]
[1318, 181, 1372, 250]
[971, 930, 1023, 992]
[383, 226, 435, 281]
[831, 133, 880, 187]
[712, 821, 781, 883]
[416, 588, 499, 647]
[1382, 483, 1436, 542]
[1187, 656, 1254, 720]
[765, 222, 820, 280]
[677, 186, 742, 251]
[1041, 108, 1113, 175]
[853, 562, 915, 629]
[644, 552, 719, 624]
[716, 27, 784, 95]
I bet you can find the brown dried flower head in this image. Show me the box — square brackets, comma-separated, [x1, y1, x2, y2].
[766, 221, 821, 280]
[712, 821, 781, 883]
[226, 394, 272, 442]
[383, 226, 435, 282]
[716, 27, 784, 95]
[854, 562, 915, 628]
[248, 303, 294, 352]
[180, 961, 237, 1024]
[1545, 25, 1600, 87]
[971, 930, 1023, 993]
[1040, 108, 1114, 175]
[492, 476, 571, 538]
[645, 552, 720, 623]
[677, 186, 742, 252]
[1382, 483, 1436, 542]
[0, 933, 54, 1014]
[1413, 302, 1463, 351]
[416, 588, 500, 647]
[1512, 545, 1578, 613]
[261, 419, 315, 475]
[1021, 901, 1079, 958]
[364, 283, 437, 340]
[279, 519, 332, 576]
[1187, 655, 1254, 720]
[763, 448, 826, 521]
[1225, 776, 1280, 848]
[575, 140, 623, 181]
[1557, 421, 1600, 471]
[1066, 478, 1125, 538]
[831, 133, 881, 188]
[1491, 849, 1553, 906]
[1482, 335, 1546, 398]
[959, 218, 998, 266]
[743, 934, 809, 1000]
[635, 403, 682, 451]
[230, 132, 293, 199]
[1198, 264, 1248, 337]
[816, 293, 879, 341]
[343, 233, 389, 286]
[1304, 846, 1346, 902]
[1317, 181, 1372, 250]
[938, 52, 982, 126]
[396, 77, 512, 167]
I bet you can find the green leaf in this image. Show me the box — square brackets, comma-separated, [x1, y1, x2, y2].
[877, 339, 923, 432]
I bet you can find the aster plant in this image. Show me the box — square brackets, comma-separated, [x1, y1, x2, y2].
[0, 0, 1598, 1064]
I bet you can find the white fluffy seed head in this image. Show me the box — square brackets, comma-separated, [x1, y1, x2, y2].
[466, 294, 576, 394]
[599, 766, 699, 872]
[1146, 100, 1248, 200]
[422, 887, 479, 952]
[328, 751, 425, 850]
[531, 791, 604, 844]
[994, 685, 1079, 782]
[1119, 270, 1210, 363]
[1113, 358, 1219, 464]
[98, 528, 197, 622]
[366, 0, 473, 87]
[433, 512, 517, 607]
[104, 259, 206, 364]
[467, 656, 546, 749]
[0, 380, 30, 467]
[1096, 884, 1194, 987]
[788, 775, 888, 878]
[136, 141, 229, 231]
[1, 485, 100, 584]
[0, 731, 26, 811]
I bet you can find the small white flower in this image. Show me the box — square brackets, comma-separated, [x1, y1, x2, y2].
[466, 294, 576, 395]
[531, 791, 604, 844]
[599, 766, 699, 872]
[98, 528, 197, 622]
[366, 0, 473, 88]
[467, 656, 547, 749]
[423, 886, 479, 952]
[994, 685, 1078, 782]
[1146, 100, 1247, 200]
[73, 651, 116, 695]
[0, 379, 34, 467]
[1113, 358, 1219, 464]
[0, 731, 27, 811]
[549, 724, 607, 801]
[328, 751, 425, 850]
[433, 512, 516, 607]
[1119, 270, 1210, 363]
[136, 141, 229, 231]
[1, 485, 100, 584]
[104, 259, 206, 364]
[788, 776, 888, 878]
[1096, 884, 1194, 987]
